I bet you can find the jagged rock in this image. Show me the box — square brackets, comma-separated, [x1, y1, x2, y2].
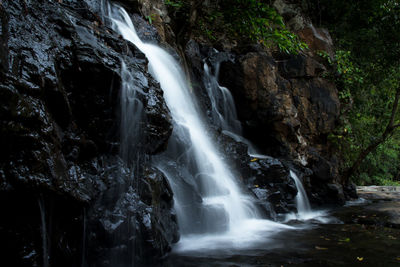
[248, 157, 297, 214]
[219, 52, 300, 154]
[0, 0, 176, 266]
[142, 167, 180, 247]
[144, 83, 173, 154]
[219, 46, 344, 205]
[183, 39, 342, 216]
[214, 132, 297, 217]
[278, 54, 326, 78]
[273, 0, 334, 58]
[88, 166, 178, 266]
[297, 25, 335, 58]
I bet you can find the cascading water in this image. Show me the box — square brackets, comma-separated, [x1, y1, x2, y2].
[201, 50, 329, 223]
[202, 59, 263, 156]
[81, 208, 87, 267]
[38, 196, 49, 267]
[119, 60, 145, 164]
[290, 170, 311, 214]
[203, 60, 242, 134]
[285, 170, 329, 222]
[106, 3, 290, 251]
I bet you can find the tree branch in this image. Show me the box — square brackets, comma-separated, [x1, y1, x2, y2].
[343, 87, 400, 185]
[388, 87, 400, 128]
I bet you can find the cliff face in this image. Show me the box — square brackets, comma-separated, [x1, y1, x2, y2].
[0, 1, 177, 266]
[178, 0, 348, 206]
[0, 0, 352, 265]
[217, 6, 345, 205]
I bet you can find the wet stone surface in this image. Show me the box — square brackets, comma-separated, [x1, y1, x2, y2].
[0, 1, 176, 266]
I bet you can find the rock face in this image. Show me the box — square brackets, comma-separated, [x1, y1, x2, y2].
[0, 0, 177, 266]
[180, 0, 347, 213]
[216, 31, 344, 206]
[218, 50, 343, 204]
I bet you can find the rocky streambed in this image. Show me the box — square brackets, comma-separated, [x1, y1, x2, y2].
[163, 186, 400, 266]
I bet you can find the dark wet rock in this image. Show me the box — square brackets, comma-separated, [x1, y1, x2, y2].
[131, 13, 161, 44]
[87, 166, 178, 267]
[344, 182, 358, 199]
[249, 157, 298, 214]
[215, 132, 297, 217]
[143, 167, 180, 246]
[0, 4, 9, 74]
[0, 0, 176, 266]
[278, 54, 326, 78]
[144, 86, 173, 154]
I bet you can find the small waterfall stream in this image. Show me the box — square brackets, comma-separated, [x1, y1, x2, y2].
[203, 61, 242, 134]
[290, 170, 311, 214]
[119, 60, 145, 164]
[285, 170, 328, 222]
[38, 196, 49, 267]
[106, 3, 290, 251]
[201, 51, 328, 223]
[202, 60, 263, 156]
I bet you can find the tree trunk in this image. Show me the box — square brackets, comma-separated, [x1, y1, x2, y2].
[176, 0, 204, 45]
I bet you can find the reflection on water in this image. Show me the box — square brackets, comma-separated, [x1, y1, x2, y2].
[174, 219, 293, 253]
[164, 201, 400, 267]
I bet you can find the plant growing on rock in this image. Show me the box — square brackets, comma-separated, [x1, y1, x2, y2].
[164, 0, 307, 54]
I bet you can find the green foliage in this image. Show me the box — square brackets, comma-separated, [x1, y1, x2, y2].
[317, 0, 400, 185]
[164, 0, 307, 54]
[145, 14, 156, 24]
[219, 0, 307, 53]
[164, 0, 184, 9]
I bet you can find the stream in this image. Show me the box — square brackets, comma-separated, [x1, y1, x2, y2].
[163, 187, 400, 266]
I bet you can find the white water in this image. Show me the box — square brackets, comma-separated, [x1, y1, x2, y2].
[285, 170, 329, 222]
[119, 60, 145, 164]
[201, 50, 331, 223]
[290, 170, 311, 214]
[38, 197, 49, 267]
[202, 61, 262, 156]
[203, 62, 242, 134]
[106, 4, 290, 251]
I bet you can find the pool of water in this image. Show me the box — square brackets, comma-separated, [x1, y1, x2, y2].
[162, 198, 400, 266]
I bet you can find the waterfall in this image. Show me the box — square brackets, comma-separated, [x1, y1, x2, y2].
[203, 60, 242, 134]
[290, 170, 311, 214]
[285, 170, 330, 222]
[106, 3, 290, 251]
[119, 60, 145, 164]
[203, 60, 265, 157]
[81, 208, 87, 267]
[201, 52, 330, 223]
[38, 196, 49, 267]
